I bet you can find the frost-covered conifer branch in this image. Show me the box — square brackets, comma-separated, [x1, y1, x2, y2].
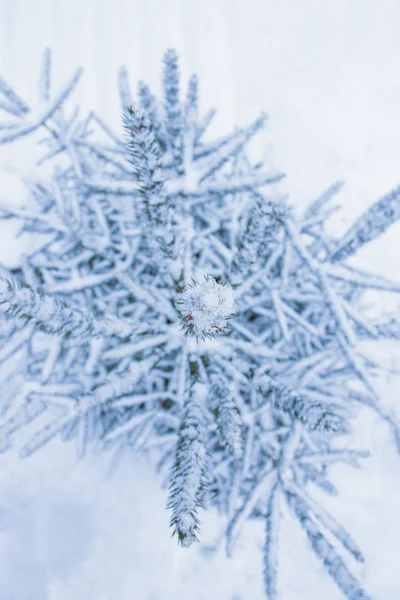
[226, 466, 277, 557]
[118, 66, 132, 111]
[0, 50, 82, 144]
[231, 196, 287, 285]
[330, 186, 400, 262]
[287, 481, 364, 562]
[303, 180, 345, 220]
[287, 492, 372, 600]
[296, 449, 370, 467]
[263, 483, 281, 600]
[123, 106, 169, 226]
[182, 74, 198, 174]
[0, 76, 29, 115]
[324, 262, 400, 294]
[83, 355, 161, 407]
[198, 113, 267, 183]
[0, 276, 133, 339]
[163, 48, 182, 162]
[258, 375, 344, 433]
[14, 355, 162, 458]
[286, 219, 359, 346]
[204, 360, 243, 459]
[137, 79, 167, 151]
[167, 368, 209, 547]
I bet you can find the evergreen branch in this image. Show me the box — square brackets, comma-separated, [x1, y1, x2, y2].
[122, 106, 169, 227]
[287, 492, 372, 600]
[0, 66, 83, 144]
[118, 65, 132, 110]
[297, 449, 370, 466]
[258, 375, 344, 433]
[162, 48, 182, 159]
[206, 364, 244, 459]
[287, 481, 364, 562]
[20, 358, 159, 456]
[103, 333, 169, 361]
[20, 411, 78, 458]
[303, 181, 345, 220]
[286, 220, 358, 346]
[0, 76, 29, 115]
[226, 466, 277, 557]
[0, 276, 134, 340]
[194, 107, 216, 142]
[84, 171, 283, 198]
[234, 244, 284, 300]
[324, 263, 400, 294]
[39, 47, 51, 103]
[0, 323, 34, 364]
[104, 409, 158, 442]
[84, 356, 159, 406]
[167, 380, 209, 547]
[231, 196, 286, 284]
[372, 316, 400, 339]
[184, 172, 285, 197]
[183, 74, 198, 172]
[264, 483, 281, 600]
[198, 113, 267, 182]
[137, 80, 156, 116]
[330, 186, 400, 262]
[138, 80, 166, 149]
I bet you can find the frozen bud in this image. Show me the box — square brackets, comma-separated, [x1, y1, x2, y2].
[178, 276, 236, 340]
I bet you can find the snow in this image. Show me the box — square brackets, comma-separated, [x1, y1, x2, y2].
[0, 1, 400, 599]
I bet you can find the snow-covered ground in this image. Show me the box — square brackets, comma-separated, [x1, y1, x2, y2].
[0, 1, 400, 598]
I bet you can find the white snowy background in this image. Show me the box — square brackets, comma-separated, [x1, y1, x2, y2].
[0, 1, 400, 598]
